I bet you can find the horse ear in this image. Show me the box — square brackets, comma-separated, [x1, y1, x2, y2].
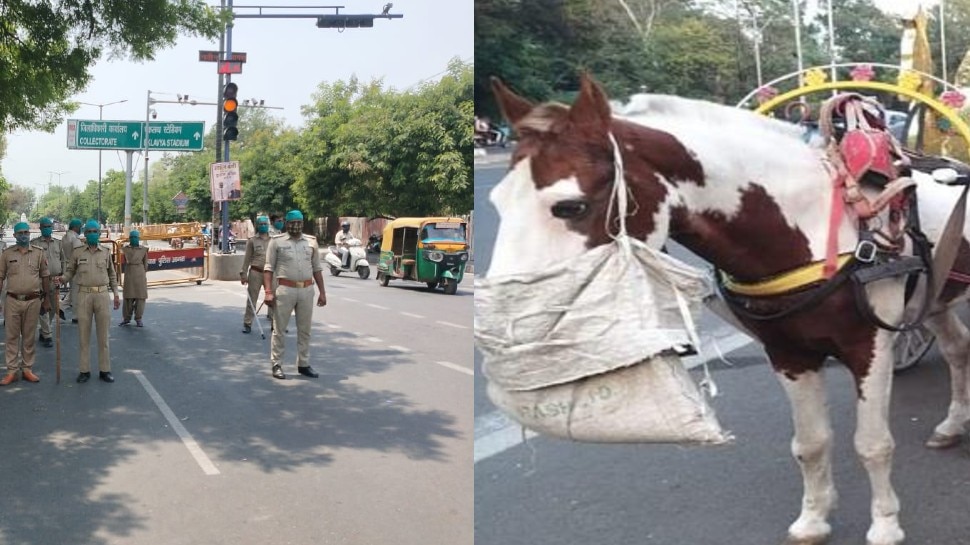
[569, 73, 611, 132]
[491, 77, 533, 126]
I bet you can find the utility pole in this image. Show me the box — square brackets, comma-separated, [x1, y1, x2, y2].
[78, 99, 127, 225]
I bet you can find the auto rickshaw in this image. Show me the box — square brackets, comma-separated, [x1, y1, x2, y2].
[376, 217, 469, 294]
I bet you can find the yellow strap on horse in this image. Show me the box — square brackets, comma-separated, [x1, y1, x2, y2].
[721, 254, 854, 297]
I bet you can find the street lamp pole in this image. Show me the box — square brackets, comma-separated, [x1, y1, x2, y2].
[78, 99, 127, 224]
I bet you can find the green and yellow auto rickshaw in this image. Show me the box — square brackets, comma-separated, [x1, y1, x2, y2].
[376, 217, 469, 294]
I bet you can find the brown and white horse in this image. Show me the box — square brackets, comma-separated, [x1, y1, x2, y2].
[486, 74, 970, 545]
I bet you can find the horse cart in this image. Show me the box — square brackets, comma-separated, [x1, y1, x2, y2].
[736, 62, 970, 373]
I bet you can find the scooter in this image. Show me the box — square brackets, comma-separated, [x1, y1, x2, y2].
[367, 233, 382, 254]
[325, 237, 370, 279]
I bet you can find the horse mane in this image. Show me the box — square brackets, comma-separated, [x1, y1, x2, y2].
[515, 93, 813, 150]
[615, 93, 811, 145]
[517, 103, 569, 134]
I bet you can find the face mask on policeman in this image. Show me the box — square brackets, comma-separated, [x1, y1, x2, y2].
[287, 221, 303, 237]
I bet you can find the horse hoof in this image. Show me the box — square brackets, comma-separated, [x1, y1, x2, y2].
[784, 537, 829, 545]
[925, 432, 962, 449]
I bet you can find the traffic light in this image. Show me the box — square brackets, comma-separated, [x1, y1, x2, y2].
[316, 15, 375, 28]
[223, 82, 239, 141]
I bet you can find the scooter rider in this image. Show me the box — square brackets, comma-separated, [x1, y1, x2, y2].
[335, 221, 354, 269]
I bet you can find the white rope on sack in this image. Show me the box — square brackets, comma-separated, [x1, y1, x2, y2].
[605, 132, 719, 401]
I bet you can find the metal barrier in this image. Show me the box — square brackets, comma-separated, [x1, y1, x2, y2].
[115, 222, 209, 287]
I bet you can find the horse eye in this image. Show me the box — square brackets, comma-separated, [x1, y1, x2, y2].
[551, 200, 589, 219]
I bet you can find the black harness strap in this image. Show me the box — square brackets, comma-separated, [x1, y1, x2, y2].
[715, 258, 862, 322]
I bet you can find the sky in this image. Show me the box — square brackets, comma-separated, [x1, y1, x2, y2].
[1, 1, 473, 197]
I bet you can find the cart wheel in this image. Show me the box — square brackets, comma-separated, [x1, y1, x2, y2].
[893, 323, 935, 374]
[329, 265, 341, 277]
[379, 272, 390, 287]
[426, 281, 438, 290]
[443, 281, 458, 295]
[357, 266, 370, 280]
[196, 280, 202, 285]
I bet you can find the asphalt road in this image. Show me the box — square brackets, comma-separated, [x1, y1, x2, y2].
[0, 262, 473, 545]
[473, 153, 970, 545]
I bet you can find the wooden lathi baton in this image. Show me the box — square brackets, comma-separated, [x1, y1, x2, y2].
[54, 283, 61, 384]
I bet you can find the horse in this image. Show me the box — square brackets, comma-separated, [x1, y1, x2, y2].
[484, 74, 970, 545]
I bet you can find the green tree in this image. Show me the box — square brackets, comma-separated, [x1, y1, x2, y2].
[295, 60, 472, 218]
[6, 185, 36, 223]
[0, 1, 223, 133]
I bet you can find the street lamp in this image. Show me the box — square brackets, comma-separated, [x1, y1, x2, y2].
[78, 99, 128, 224]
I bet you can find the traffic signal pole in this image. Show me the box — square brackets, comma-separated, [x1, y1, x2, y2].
[209, 3, 401, 254]
[221, 0, 233, 254]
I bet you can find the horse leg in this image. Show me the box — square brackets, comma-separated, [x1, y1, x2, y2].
[853, 330, 904, 545]
[921, 309, 970, 448]
[773, 362, 836, 545]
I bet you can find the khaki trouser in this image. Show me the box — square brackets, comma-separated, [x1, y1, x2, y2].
[77, 289, 111, 373]
[38, 289, 57, 340]
[243, 269, 273, 326]
[67, 281, 79, 317]
[4, 296, 41, 372]
[270, 284, 314, 369]
[123, 298, 145, 321]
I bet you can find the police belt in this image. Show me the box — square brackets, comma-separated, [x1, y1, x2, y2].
[278, 278, 313, 288]
[250, 265, 264, 273]
[7, 292, 43, 301]
[78, 285, 109, 293]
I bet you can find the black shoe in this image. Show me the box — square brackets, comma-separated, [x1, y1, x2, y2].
[76, 372, 91, 383]
[99, 372, 114, 383]
[58, 309, 66, 320]
[297, 366, 319, 378]
[72, 318, 78, 324]
[272, 365, 286, 380]
[242, 324, 252, 334]
[41, 337, 53, 348]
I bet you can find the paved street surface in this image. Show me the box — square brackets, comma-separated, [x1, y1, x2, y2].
[474, 156, 970, 544]
[0, 264, 473, 545]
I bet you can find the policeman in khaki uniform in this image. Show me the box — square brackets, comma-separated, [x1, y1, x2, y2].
[240, 215, 273, 333]
[57, 219, 121, 383]
[120, 230, 149, 327]
[60, 218, 84, 322]
[263, 210, 327, 380]
[31, 217, 64, 347]
[0, 222, 51, 385]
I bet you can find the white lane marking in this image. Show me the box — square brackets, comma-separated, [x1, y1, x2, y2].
[343, 297, 359, 303]
[364, 336, 383, 343]
[473, 332, 757, 463]
[474, 410, 538, 463]
[366, 303, 389, 310]
[388, 345, 410, 352]
[435, 360, 474, 376]
[400, 312, 424, 319]
[436, 321, 468, 330]
[132, 370, 220, 476]
[325, 323, 339, 329]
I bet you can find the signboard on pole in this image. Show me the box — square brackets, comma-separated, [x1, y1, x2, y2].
[172, 191, 189, 214]
[199, 50, 247, 63]
[210, 161, 242, 202]
[66, 119, 205, 151]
